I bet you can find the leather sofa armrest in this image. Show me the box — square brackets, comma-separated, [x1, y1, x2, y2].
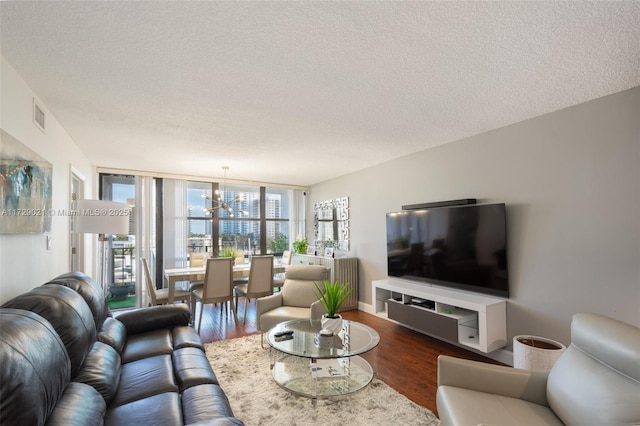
[437, 355, 550, 406]
[256, 293, 283, 319]
[115, 304, 190, 335]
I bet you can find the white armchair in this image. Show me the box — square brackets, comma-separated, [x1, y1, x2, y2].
[256, 265, 329, 347]
[436, 312, 640, 425]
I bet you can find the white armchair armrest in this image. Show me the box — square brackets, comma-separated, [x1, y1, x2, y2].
[256, 292, 283, 320]
[437, 355, 550, 406]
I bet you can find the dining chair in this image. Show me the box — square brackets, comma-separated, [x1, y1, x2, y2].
[189, 252, 207, 268]
[142, 258, 191, 306]
[234, 255, 274, 324]
[192, 257, 237, 333]
[187, 252, 208, 300]
[234, 250, 246, 265]
[273, 250, 292, 291]
[232, 251, 249, 286]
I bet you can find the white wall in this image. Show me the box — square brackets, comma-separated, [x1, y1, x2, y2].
[0, 56, 95, 303]
[308, 87, 640, 348]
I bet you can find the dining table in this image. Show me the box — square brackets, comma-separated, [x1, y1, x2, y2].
[163, 262, 285, 304]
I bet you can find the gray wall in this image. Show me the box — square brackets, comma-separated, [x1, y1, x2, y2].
[307, 87, 639, 348]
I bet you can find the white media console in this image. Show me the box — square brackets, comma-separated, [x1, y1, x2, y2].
[372, 278, 507, 353]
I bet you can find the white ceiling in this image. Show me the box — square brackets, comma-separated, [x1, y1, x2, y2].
[1, 1, 639, 187]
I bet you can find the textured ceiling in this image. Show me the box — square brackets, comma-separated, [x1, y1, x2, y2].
[1, 1, 639, 187]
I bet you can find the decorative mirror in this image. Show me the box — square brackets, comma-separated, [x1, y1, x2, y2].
[314, 197, 349, 252]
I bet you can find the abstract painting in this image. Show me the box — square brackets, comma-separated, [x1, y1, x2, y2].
[0, 129, 53, 234]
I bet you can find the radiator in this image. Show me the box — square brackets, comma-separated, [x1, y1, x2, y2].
[291, 255, 359, 310]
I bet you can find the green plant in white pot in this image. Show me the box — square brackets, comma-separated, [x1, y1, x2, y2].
[314, 279, 352, 334]
[292, 238, 308, 254]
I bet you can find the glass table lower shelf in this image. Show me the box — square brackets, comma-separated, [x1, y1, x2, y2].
[272, 353, 374, 399]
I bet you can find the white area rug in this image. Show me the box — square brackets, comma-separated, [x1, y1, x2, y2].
[205, 334, 440, 426]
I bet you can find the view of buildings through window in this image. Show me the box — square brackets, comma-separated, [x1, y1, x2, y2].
[187, 181, 290, 256]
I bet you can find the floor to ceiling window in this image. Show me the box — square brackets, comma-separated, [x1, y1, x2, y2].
[96, 172, 302, 310]
[101, 174, 137, 310]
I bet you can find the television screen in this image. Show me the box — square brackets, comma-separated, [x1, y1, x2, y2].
[386, 203, 509, 298]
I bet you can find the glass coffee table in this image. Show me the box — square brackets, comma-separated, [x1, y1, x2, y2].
[266, 318, 380, 399]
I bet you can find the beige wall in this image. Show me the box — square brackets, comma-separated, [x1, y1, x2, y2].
[308, 87, 640, 348]
[0, 56, 95, 303]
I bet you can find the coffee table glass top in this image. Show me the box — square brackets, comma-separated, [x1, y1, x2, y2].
[266, 318, 380, 359]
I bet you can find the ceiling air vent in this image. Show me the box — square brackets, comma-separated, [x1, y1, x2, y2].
[33, 97, 45, 133]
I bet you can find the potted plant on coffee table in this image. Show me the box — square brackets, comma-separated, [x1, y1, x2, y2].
[314, 279, 352, 334]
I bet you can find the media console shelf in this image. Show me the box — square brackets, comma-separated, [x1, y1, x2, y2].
[372, 278, 507, 353]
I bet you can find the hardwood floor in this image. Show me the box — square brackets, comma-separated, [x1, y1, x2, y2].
[195, 300, 503, 417]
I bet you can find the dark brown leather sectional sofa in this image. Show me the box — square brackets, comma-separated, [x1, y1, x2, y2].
[0, 271, 243, 426]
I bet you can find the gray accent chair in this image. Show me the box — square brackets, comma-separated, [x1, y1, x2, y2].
[436, 312, 640, 425]
[256, 265, 329, 347]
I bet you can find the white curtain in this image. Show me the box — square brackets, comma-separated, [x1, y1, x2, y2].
[163, 179, 188, 269]
[289, 189, 306, 244]
[135, 176, 153, 306]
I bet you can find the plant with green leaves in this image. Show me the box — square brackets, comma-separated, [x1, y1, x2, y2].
[270, 233, 289, 253]
[219, 246, 237, 261]
[313, 279, 352, 318]
[292, 238, 308, 254]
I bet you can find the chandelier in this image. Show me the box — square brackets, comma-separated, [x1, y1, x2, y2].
[202, 166, 247, 217]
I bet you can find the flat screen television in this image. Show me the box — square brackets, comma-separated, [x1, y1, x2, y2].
[386, 203, 509, 298]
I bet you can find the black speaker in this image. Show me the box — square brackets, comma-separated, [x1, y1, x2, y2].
[401, 198, 477, 210]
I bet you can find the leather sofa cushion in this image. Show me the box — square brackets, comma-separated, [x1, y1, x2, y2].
[110, 354, 178, 407]
[173, 347, 219, 391]
[116, 304, 190, 335]
[437, 385, 564, 426]
[173, 325, 206, 351]
[182, 384, 236, 424]
[121, 328, 173, 363]
[46, 382, 106, 426]
[98, 317, 127, 353]
[105, 392, 182, 426]
[74, 341, 121, 404]
[46, 271, 110, 330]
[2, 284, 96, 377]
[0, 309, 71, 425]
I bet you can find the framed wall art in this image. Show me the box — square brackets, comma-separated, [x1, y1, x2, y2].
[0, 129, 53, 234]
